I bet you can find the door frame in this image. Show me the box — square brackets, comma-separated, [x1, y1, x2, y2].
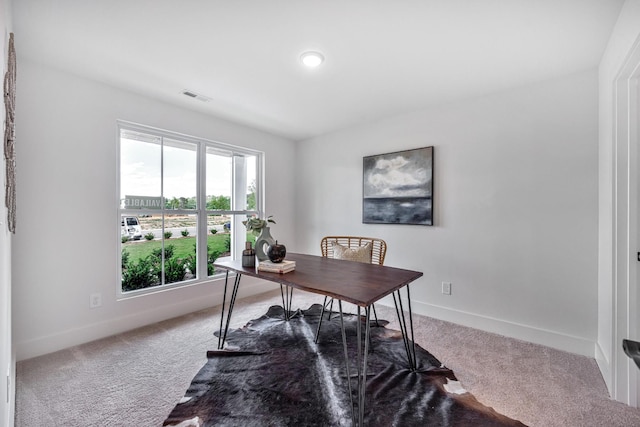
[612, 35, 640, 406]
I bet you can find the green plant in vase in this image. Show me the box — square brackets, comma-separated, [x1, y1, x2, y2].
[242, 215, 276, 236]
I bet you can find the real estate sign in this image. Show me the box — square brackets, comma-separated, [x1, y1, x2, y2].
[123, 195, 163, 209]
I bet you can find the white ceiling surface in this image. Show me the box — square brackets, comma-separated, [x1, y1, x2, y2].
[14, 0, 624, 141]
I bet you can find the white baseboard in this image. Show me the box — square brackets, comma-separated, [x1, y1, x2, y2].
[377, 299, 596, 358]
[15, 277, 278, 361]
[595, 341, 613, 393]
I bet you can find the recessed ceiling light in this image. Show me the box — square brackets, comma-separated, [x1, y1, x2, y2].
[300, 51, 324, 68]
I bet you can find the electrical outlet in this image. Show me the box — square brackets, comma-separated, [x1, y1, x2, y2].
[442, 282, 452, 295]
[90, 293, 102, 308]
[6, 362, 10, 404]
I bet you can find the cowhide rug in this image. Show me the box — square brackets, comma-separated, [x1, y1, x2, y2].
[163, 304, 526, 427]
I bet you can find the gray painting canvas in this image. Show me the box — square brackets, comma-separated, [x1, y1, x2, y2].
[363, 146, 433, 225]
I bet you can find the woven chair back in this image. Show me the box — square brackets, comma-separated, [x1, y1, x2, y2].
[320, 236, 387, 265]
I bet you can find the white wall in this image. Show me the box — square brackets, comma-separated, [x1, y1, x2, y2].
[597, 0, 640, 403]
[295, 69, 599, 356]
[12, 59, 295, 360]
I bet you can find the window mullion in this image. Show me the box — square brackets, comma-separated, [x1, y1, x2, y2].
[160, 136, 166, 286]
[232, 156, 248, 260]
[197, 143, 208, 279]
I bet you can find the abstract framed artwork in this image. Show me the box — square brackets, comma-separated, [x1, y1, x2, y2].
[363, 146, 433, 226]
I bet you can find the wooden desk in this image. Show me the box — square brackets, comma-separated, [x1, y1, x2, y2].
[213, 252, 423, 426]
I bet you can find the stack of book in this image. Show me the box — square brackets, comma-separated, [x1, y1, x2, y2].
[258, 259, 296, 274]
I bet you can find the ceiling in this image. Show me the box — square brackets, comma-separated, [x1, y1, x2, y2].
[13, 0, 624, 141]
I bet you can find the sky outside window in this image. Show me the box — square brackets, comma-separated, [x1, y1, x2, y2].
[121, 136, 255, 201]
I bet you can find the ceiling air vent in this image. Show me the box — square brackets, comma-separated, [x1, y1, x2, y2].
[181, 90, 212, 102]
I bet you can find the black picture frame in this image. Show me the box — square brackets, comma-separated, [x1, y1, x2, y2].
[363, 146, 434, 226]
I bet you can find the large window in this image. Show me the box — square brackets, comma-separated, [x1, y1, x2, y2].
[118, 122, 262, 296]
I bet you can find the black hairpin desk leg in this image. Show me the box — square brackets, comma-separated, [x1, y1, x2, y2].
[280, 284, 295, 321]
[337, 300, 355, 426]
[217, 271, 242, 350]
[392, 284, 417, 371]
[337, 301, 371, 427]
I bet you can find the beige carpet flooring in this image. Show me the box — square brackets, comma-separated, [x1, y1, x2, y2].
[14, 289, 640, 426]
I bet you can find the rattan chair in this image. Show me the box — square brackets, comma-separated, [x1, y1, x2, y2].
[315, 236, 388, 342]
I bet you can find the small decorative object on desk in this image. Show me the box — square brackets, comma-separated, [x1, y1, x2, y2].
[258, 259, 296, 274]
[242, 241, 255, 268]
[254, 227, 276, 261]
[243, 215, 276, 261]
[267, 241, 286, 263]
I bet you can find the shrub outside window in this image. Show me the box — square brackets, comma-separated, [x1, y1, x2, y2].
[118, 121, 262, 296]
